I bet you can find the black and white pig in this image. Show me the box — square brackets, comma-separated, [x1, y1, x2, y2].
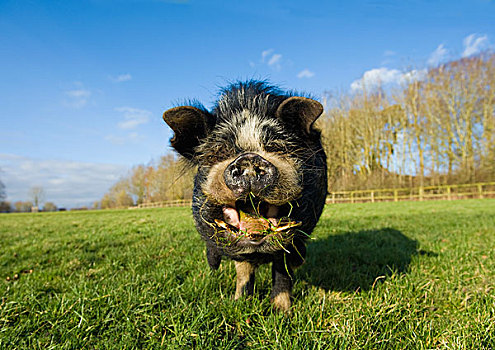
[163, 80, 327, 311]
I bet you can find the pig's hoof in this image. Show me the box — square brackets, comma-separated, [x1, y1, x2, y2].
[271, 291, 292, 313]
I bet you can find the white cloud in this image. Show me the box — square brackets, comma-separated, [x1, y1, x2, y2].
[267, 53, 282, 70]
[297, 69, 315, 79]
[400, 69, 427, 83]
[351, 68, 401, 91]
[65, 87, 91, 108]
[115, 107, 151, 129]
[110, 73, 132, 83]
[256, 49, 283, 71]
[428, 44, 448, 66]
[261, 49, 274, 62]
[462, 34, 489, 57]
[384, 50, 396, 57]
[350, 67, 427, 92]
[268, 54, 282, 66]
[66, 89, 90, 98]
[0, 153, 128, 208]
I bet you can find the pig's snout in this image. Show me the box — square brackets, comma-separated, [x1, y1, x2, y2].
[223, 153, 278, 197]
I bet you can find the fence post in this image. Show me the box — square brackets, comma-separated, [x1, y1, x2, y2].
[331, 193, 335, 204]
[478, 184, 483, 199]
[419, 187, 424, 201]
[447, 186, 451, 200]
[371, 191, 375, 203]
[351, 192, 354, 204]
[394, 190, 398, 202]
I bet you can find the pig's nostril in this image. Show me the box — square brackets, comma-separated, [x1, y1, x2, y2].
[224, 153, 278, 196]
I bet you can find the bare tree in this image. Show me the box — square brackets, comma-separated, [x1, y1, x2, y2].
[320, 52, 494, 191]
[14, 201, 33, 213]
[0, 167, 6, 202]
[29, 186, 45, 209]
[0, 179, 5, 202]
[0, 170, 10, 212]
[129, 164, 148, 205]
[43, 202, 58, 212]
[100, 178, 134, 209]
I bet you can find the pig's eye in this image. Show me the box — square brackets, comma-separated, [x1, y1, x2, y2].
[205, 154, 217, 163]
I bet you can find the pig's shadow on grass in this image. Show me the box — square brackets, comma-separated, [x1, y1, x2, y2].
[297, 228, 434, 292]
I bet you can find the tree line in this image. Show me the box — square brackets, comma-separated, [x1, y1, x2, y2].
[321, 52, 494, 191]
[97, 154, 194, 209]
[0, 183, 58, 213]
[98, 53, 494, 208]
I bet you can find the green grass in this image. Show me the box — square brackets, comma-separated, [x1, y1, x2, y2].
[1, 200, 494, 349]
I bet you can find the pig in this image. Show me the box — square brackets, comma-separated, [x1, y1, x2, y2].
[163, 80, 327, 311]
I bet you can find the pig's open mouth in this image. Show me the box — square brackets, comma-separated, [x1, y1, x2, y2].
[211, 196, 301, 245]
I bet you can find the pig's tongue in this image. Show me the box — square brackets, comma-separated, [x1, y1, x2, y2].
[222, 205, 279, 233]
[222, 206, 240, 228]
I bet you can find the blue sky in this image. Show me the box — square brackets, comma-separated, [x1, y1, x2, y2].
[1, 0, 494, 208]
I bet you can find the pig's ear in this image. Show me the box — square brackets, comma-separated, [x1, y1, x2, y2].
[275, 97, 324, 134]
[163, 106, 212, 160]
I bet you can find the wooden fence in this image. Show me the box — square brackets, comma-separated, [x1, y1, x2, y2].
[129, 182, 495, 209]
[130, 199, 192, 209]
[327, 182, 495, 204]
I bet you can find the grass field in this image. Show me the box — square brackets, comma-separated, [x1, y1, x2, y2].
[1, 200, 494, 349]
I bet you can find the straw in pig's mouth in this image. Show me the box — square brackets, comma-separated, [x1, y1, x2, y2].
[213, 196, 301, 243]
